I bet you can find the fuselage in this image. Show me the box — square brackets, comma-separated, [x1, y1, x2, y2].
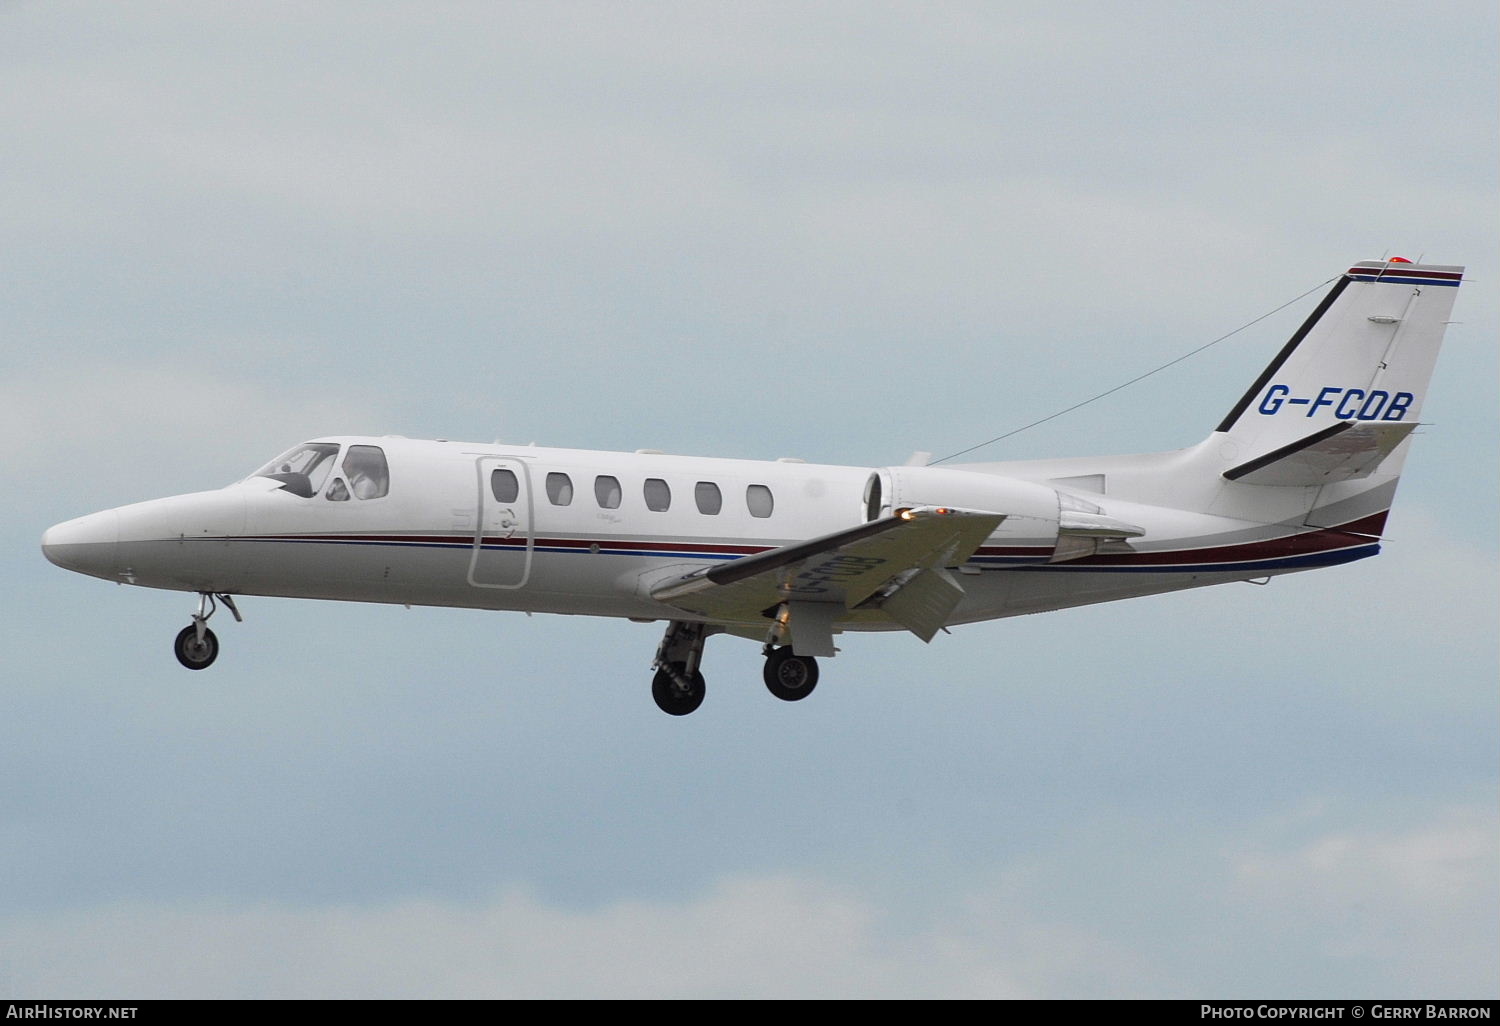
[41, 434, 1384, 634]
[43, 436, 873, 620]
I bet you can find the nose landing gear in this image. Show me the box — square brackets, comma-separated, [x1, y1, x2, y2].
[173, 592, 241, 670]
[173, 624, 218, 669]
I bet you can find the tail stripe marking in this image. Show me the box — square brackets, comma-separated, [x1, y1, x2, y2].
[1345, 266, 1461, 286]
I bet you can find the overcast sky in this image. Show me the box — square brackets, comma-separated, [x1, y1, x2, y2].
[3, 1, 1496, 998]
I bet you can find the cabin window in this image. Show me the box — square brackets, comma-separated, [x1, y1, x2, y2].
[643, 478, 671, 512]
[546, 472, 574, 506]
[491, 468, 519, 503]
[594, 475, 622, 509]
[746, 484, 774, 518]
[342, 445, 389, 500]
[694, 481, 722, 515]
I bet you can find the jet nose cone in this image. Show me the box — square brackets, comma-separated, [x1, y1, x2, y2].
[42, 509, 120, 578]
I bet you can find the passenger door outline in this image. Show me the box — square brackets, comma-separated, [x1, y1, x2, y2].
[469, 456, 534, 589]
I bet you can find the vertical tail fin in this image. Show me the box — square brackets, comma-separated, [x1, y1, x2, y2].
[1215, 259, 1462, 488]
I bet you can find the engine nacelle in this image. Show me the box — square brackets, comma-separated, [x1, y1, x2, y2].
[865, 466, 1148, 565]
[866, 466, 1062, 563]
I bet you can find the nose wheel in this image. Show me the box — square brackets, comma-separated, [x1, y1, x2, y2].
[763, 646, 819, 701]
[174, 624, 219, 669]
[174, 592, 241, 671]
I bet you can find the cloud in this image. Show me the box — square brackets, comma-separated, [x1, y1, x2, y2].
[1230, 805, 1498, 989]
[1235, 806, 1494, 908]
[0, 876, 1029, 999]
[4, 800, 1492, 998]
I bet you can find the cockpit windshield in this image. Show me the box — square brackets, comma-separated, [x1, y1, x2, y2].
[253, 442, 340, 498]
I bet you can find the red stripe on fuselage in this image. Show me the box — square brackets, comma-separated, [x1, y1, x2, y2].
[1056, 515, 1387, 568]
[244, 533, 774, 555]
[242, 512, 1388, 569]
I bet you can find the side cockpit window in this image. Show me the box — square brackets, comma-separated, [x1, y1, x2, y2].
[324, 445, 389, 502]
[342, 445, 389, 499]
[254, 442, 340, 498]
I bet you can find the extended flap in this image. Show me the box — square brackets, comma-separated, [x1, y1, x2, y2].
[877, 568, 965, 643]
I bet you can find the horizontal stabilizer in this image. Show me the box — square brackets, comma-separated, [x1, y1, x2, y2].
[1223, 422, 1418, 486]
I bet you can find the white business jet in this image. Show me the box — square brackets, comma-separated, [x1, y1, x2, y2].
[42, 259, 1463, 714]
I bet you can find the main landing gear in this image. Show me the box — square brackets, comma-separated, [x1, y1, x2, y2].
[762, 645, 819, 702]
[649, 620, 821, 716]
[652, 621, 710, 715]
[173, 591, 241, 670]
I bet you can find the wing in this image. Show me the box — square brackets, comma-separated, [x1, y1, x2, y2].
[650, 506, 1004, 654]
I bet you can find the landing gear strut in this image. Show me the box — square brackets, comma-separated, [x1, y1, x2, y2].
[763, 646, 819, 702]
[174, 591, 241, 670]
[651, 621, 712, 716]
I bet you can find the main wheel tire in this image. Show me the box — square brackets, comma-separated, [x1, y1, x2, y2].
[763, 647, 818, 702]
[652, 663, 705, 716]
[174, 625, 219, 670]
